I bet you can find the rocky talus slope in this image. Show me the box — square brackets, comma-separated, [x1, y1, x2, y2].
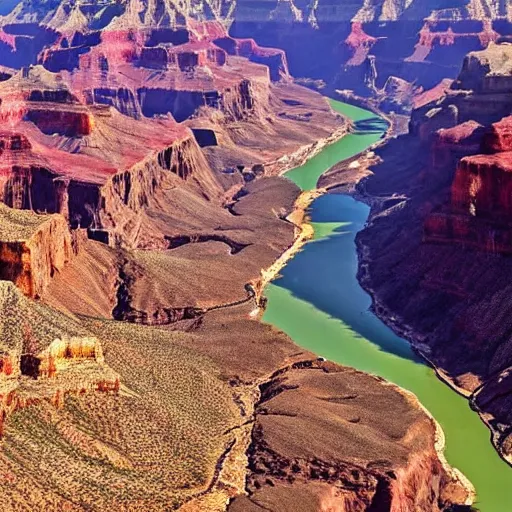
[350, 41, 512, 462]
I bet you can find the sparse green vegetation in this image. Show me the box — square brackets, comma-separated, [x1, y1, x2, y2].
[0, 203, 55, 242]
[0, 316, 239, 511]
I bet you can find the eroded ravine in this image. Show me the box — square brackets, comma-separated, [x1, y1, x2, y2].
[263, 100, 512, 511]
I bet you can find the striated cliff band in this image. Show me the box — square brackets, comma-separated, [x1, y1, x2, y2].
[330, 41, 512, 467]
[230, 0, 511, 112]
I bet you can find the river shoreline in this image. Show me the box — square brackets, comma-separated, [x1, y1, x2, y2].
[265, 98, 351, 177]
[255, 190, 477, 507]
[252, 101, 479, 506]
[315, 97, 512, 470]
[353, 186, 512, 470]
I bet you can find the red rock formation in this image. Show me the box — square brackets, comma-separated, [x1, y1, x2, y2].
[25, 109, 94, 136]
[424, 119, 512, 253]
[411, 42, 512, 140]
[0, 280, 119, 439]
[214, 35, 289, 81]
[427, 121, 485, 182]
[38, 20, 280, 122]
[411, 43, 512, 254]
[99, 131, 222, 247]
[413, 79, 454, 110]
[453, 152, 512, 217]
[483, 115, 512, 153]
[0, 62, 226, 241]
[0, 204, 74, 298]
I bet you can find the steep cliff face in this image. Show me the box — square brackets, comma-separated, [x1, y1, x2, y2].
[426, 149, 512, 254]
[353, 42, 512, 462]
[231, 0, 512, 112]
[4, 1, 510, 115]
[418, 47, 512, 252]
[0, 204, 75, 298]
[426, 121, 485, 185]
[483, 114, 512, 152]
[412, 43, 512, 252]
[99, 131, 223, 248]
[410, 46, 512, 147]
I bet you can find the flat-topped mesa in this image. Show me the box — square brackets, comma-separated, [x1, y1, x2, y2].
[0, 204, 74, 298]
[407, 18, 500, 64]
[0, 66, 94, 137]
[452, 152, 512, 219]
[166, 40, 227, 71]
[213, 35, 289, 81]
[39, 23, 274, 122]
[452, 42, 512, 93]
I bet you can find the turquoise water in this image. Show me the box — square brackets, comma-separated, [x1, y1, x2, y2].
[263, 99, 512, 511]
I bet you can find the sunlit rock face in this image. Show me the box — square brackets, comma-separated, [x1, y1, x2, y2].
[408, 41, 512, 254]
[0, 0, 347, 259]
[0, 3, 298, 249]
[0, 204, 74, 299]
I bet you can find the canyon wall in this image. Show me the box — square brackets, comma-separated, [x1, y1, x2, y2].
[0, 204, 75, 298]
[3, 0, 511, 113]
[0, 12, 307, 251]
[357, 41, 512, 462]
[231, 0, 512, 112]
[417, 44, 512, 253]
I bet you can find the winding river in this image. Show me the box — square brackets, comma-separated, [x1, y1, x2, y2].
[263, 100, 512, 511]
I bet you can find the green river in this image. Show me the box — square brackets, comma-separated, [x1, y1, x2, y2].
[263, 99, 512, 511]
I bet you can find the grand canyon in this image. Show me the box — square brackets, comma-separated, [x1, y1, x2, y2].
[0, 0, 510, 511]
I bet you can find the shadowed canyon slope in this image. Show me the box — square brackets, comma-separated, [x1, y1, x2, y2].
[348, 40, 512, 466]
[231, 0, 512, 113]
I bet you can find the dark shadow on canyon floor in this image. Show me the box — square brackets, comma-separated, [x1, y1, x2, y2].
[353, 117, 389, 133]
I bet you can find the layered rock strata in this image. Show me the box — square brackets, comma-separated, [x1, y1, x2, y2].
[0, 203, 74, 298]
[232, 1, 512, 110]
[352, 42, 512, 461]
